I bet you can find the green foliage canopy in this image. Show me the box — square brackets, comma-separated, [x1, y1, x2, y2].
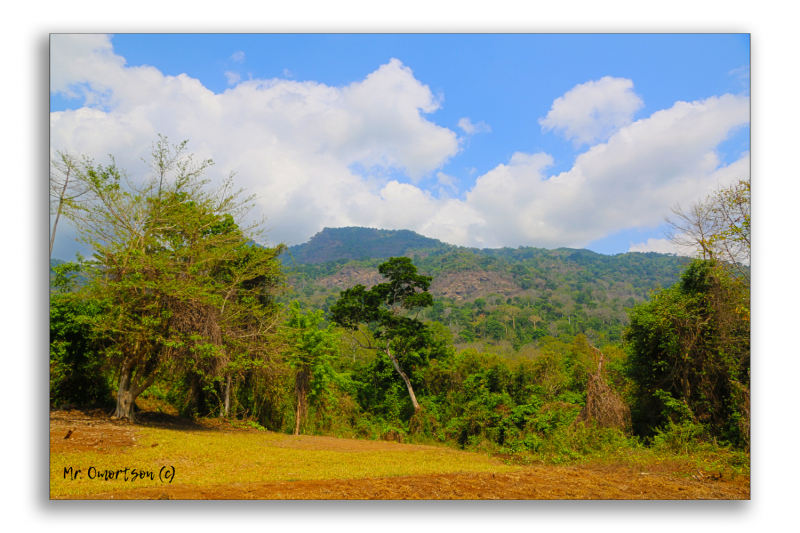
[330, 257, 435, 415]
[285, 302, 348, 434]
[624, 260, 750, 448]
[61, 136, 285, 421]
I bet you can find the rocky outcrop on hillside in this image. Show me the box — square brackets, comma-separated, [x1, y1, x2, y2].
[317, 267, 385, 291]
[316, 266, 520, 302]
[430, 271, 518, 301]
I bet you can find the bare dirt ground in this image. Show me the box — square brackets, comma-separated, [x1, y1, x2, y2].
[73, 467, 749, 500]
[51, 409, 749, 500]
[50, 409, 139, 454]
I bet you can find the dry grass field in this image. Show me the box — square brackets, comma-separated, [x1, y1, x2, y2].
[50, 409, 749, 500]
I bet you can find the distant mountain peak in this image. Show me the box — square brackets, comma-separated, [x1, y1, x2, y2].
[282, 226, 450, 264]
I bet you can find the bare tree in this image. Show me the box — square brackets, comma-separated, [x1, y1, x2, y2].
[665, 180, 750, 286]
[49, 151, 92, 258]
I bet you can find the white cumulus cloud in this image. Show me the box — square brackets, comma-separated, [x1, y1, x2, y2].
[539, 76, 644, 146]
[458, 117, 491, 134]
[224, 71, 241, 85]
[629, 238, 684, 255]
[230, 51, 245, 63]
[50, 34, 125, 97]
[435, 171, 459, 196]
[447, 96, 749, 249]
[49, 35, 750, 256]
[49, 36, 460, 250]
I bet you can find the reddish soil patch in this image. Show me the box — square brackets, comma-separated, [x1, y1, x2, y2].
[49, 408, 247, 454]
[50, 409, 138, 454]
[71, 466, 749, 500]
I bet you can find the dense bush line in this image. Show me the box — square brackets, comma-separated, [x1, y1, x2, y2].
[49, 139, 749, 467]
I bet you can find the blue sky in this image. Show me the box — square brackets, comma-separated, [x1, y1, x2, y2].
[50, 33, 750, 259]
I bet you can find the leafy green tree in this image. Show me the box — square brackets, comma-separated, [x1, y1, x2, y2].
[644, 178, 751, 448]
[330, 257, 434, 414]
[625, 260, 750, 447]
[430, 300, 446, 322]
[285, 302, 344, 435]
[63, 136, 285, 421]
[485, 317, 505, 341]
[50, 291, 111, 407]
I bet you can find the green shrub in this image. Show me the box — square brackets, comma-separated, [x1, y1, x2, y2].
[50, 294, 112, 407]
[651, 419, 707, 455]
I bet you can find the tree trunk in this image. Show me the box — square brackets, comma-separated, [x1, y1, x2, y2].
[115, 363, 134, 421]
[114, 360, 157, 423]
[50, 164, 71, 258]
[385, 346, 421, 414]
[294, 370, 309, 435]
[50, 208, 62, 259]
[223, 375, 231, 417]
[294, 397, 302, 436]
[681, 365, 691, 406]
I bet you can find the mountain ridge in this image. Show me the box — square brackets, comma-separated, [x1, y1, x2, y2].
[281, 226, 661, 265]
[281, 226, 452, 264]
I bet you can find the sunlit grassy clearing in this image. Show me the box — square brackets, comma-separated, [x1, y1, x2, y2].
[51, 428, 521, 498]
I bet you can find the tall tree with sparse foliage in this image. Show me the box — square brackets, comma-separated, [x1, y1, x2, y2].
[330, 257, 433, 415]
[63, 136, 285, 421]
[49, 150, 94, 258]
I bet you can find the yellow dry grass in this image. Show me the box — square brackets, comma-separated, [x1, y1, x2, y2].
[49, 411, 748, 500]
[51, 425, 520, 498]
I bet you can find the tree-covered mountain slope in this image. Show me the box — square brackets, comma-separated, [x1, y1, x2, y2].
[280, 227, 691, 346]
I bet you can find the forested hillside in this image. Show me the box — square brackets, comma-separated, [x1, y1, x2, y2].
[281, 231, 689, 346]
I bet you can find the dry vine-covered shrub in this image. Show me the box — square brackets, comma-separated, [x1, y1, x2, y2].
[732, 381, 750, 452]
[625, 260, 749, 446]
[576, 351, 630, 432]
[166, 297, 223, 346]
